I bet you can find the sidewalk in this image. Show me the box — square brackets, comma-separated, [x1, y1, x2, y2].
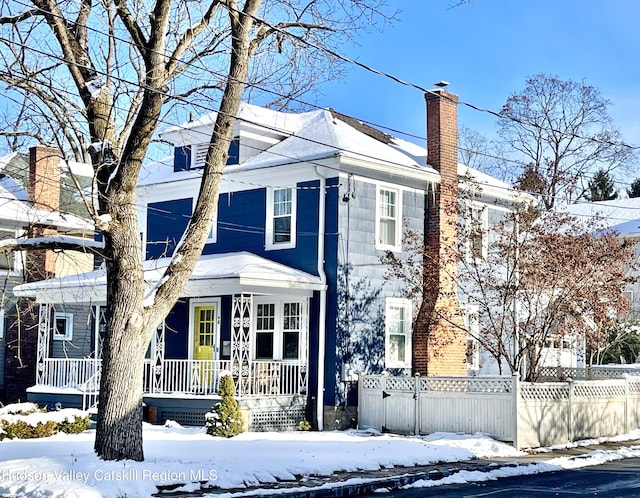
[184, 438, 640, 497]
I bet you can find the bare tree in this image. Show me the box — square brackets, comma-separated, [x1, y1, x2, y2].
[498, 73, 634, 210]
[383, 191, 636, 381]
[0, 0, 395, 461]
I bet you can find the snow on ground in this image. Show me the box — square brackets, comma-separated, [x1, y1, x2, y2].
[0, 406, 638, 498]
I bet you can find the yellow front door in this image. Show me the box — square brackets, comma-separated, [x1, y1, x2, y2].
[193, 305, 218, 390]
[194, 305, 217, 361]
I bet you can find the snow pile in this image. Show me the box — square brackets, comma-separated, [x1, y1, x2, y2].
[0, 409, 638, 498]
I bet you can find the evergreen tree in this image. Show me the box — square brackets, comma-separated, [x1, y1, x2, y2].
[206, 374, 243, 438]
[627, 178, 640, 198]
[587, 169, 618, 201]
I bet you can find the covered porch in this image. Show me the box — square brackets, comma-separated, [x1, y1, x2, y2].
[17, 252, 325, 427]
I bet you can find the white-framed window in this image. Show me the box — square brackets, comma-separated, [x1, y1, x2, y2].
[0, 309, 4, 339]
[376, 186, 402, 251]
[0, 228, 17, 272]
[462, 306, 480, 371]
[467, 204, 488, 261]
[253, 298, 305, 360]
[265, 186, 296, 250]
[206, 207, 218, 244]
[53, 312, 73, 341]
[384, 298, 412, 368]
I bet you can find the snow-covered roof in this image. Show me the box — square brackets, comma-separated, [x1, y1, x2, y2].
[0, 151, 94, 231]
[13, 251, 325, 303]
[146, 103, 441, 187]
[160, 102, 321, 145]
[562, 198, 640, 238]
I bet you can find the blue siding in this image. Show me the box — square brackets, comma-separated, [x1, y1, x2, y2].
[165, 299, 189, 359]
[322, 177, 340, 406]
[146, 198, 192, 259]
[220, 296, 232, 360]
[203, 180, 320, 276]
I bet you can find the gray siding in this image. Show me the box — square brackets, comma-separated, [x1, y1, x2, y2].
[0, 273, 23, 388]
[51, 304, 94, 358]
[334, 179, 425, 403]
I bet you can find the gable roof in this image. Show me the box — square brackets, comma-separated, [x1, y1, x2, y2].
[562, 198, 640, 238]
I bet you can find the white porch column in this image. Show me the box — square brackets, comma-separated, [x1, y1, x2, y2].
[36, 303, 53, 385]
[152, 321, 165, 393]
[231, 294, 252, 396]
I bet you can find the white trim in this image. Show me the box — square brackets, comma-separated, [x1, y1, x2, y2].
[188, 298, 221, 361]
[465, 202, 512, 262]
[375, 185, 402, 252]
[53, 312, 73, 341]
[461, 305, 480, 371]
[384, 297, 412, 369]
[0, 309, 4, 339]
[265, 186, 297, 250]
[252, 296, 307, 361]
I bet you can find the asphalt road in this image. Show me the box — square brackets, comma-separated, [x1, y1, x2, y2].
[378, 457, 640, 497]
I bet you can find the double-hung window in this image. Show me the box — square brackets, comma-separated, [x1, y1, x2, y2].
[462, 306, 480, 371]
[467, 204, 488, 261]
[254, 299, 305, 360]
[53, 312, 73, 341]
[376, 186, 401, 251]
[0, 228, 17, 271]
[255, 303, 276, 359]
[384, 298, 412, 368]
[266, 186, 296, 250]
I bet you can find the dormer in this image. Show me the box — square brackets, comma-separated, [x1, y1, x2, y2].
[161, 103, 298, 173]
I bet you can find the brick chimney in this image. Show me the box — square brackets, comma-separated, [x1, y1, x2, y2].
[1, 146, 62, 404]
[26, 145, 61, 282]
[413, 89, 467, 376]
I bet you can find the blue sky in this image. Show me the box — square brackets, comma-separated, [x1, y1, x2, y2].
[316, 0, 640, 150]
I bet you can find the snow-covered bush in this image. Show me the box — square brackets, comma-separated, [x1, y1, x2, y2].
[0, 403, 91, 440]
[206, 374, 243, 438]
[0, 402, 40, 416]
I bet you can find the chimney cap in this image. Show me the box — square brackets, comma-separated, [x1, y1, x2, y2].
[433, 80, 450, 88]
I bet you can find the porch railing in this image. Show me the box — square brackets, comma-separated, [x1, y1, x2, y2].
[38, 358, 307, 397]
[40, 358, 101, 390]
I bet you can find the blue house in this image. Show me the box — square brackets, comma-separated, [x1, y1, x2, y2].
[17, 90, 503, 430]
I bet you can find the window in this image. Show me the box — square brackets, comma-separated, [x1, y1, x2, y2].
[255, 303, 275, 359]
[282, 302, 301, 360]
[0, 228, 16, 271]
[385, 298, 412, 368]
[376, 187, 401, 251]
[205, 205, 218, 244]
[53, 312, 73, 341]
[468, 205, 487, 260]
[462, 306, 480, 371]
[253, 299, 305, 360]
[265, 187, 296, 250]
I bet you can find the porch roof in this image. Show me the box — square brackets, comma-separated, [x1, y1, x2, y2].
[13, 251, 325, 304]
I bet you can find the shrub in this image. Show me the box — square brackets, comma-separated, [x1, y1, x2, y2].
[206, 374, 243, 438]
[0, 419, 57, 440]
[298, 420, 312, 431]
[57, 415, 91, 434]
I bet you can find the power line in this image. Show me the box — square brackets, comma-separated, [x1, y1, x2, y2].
[0, 2, 637, 211]
[3, 0, 638, 154]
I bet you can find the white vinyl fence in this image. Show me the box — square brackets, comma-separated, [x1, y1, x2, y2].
[358, 374, 640, 449]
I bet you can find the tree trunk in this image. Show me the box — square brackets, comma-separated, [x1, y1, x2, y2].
[93, 184, 150, 461]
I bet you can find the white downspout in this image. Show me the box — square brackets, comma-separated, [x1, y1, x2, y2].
[315, 167, 327, 431]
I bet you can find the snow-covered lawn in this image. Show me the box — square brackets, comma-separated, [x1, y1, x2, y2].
[0, 404, 639, 498]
